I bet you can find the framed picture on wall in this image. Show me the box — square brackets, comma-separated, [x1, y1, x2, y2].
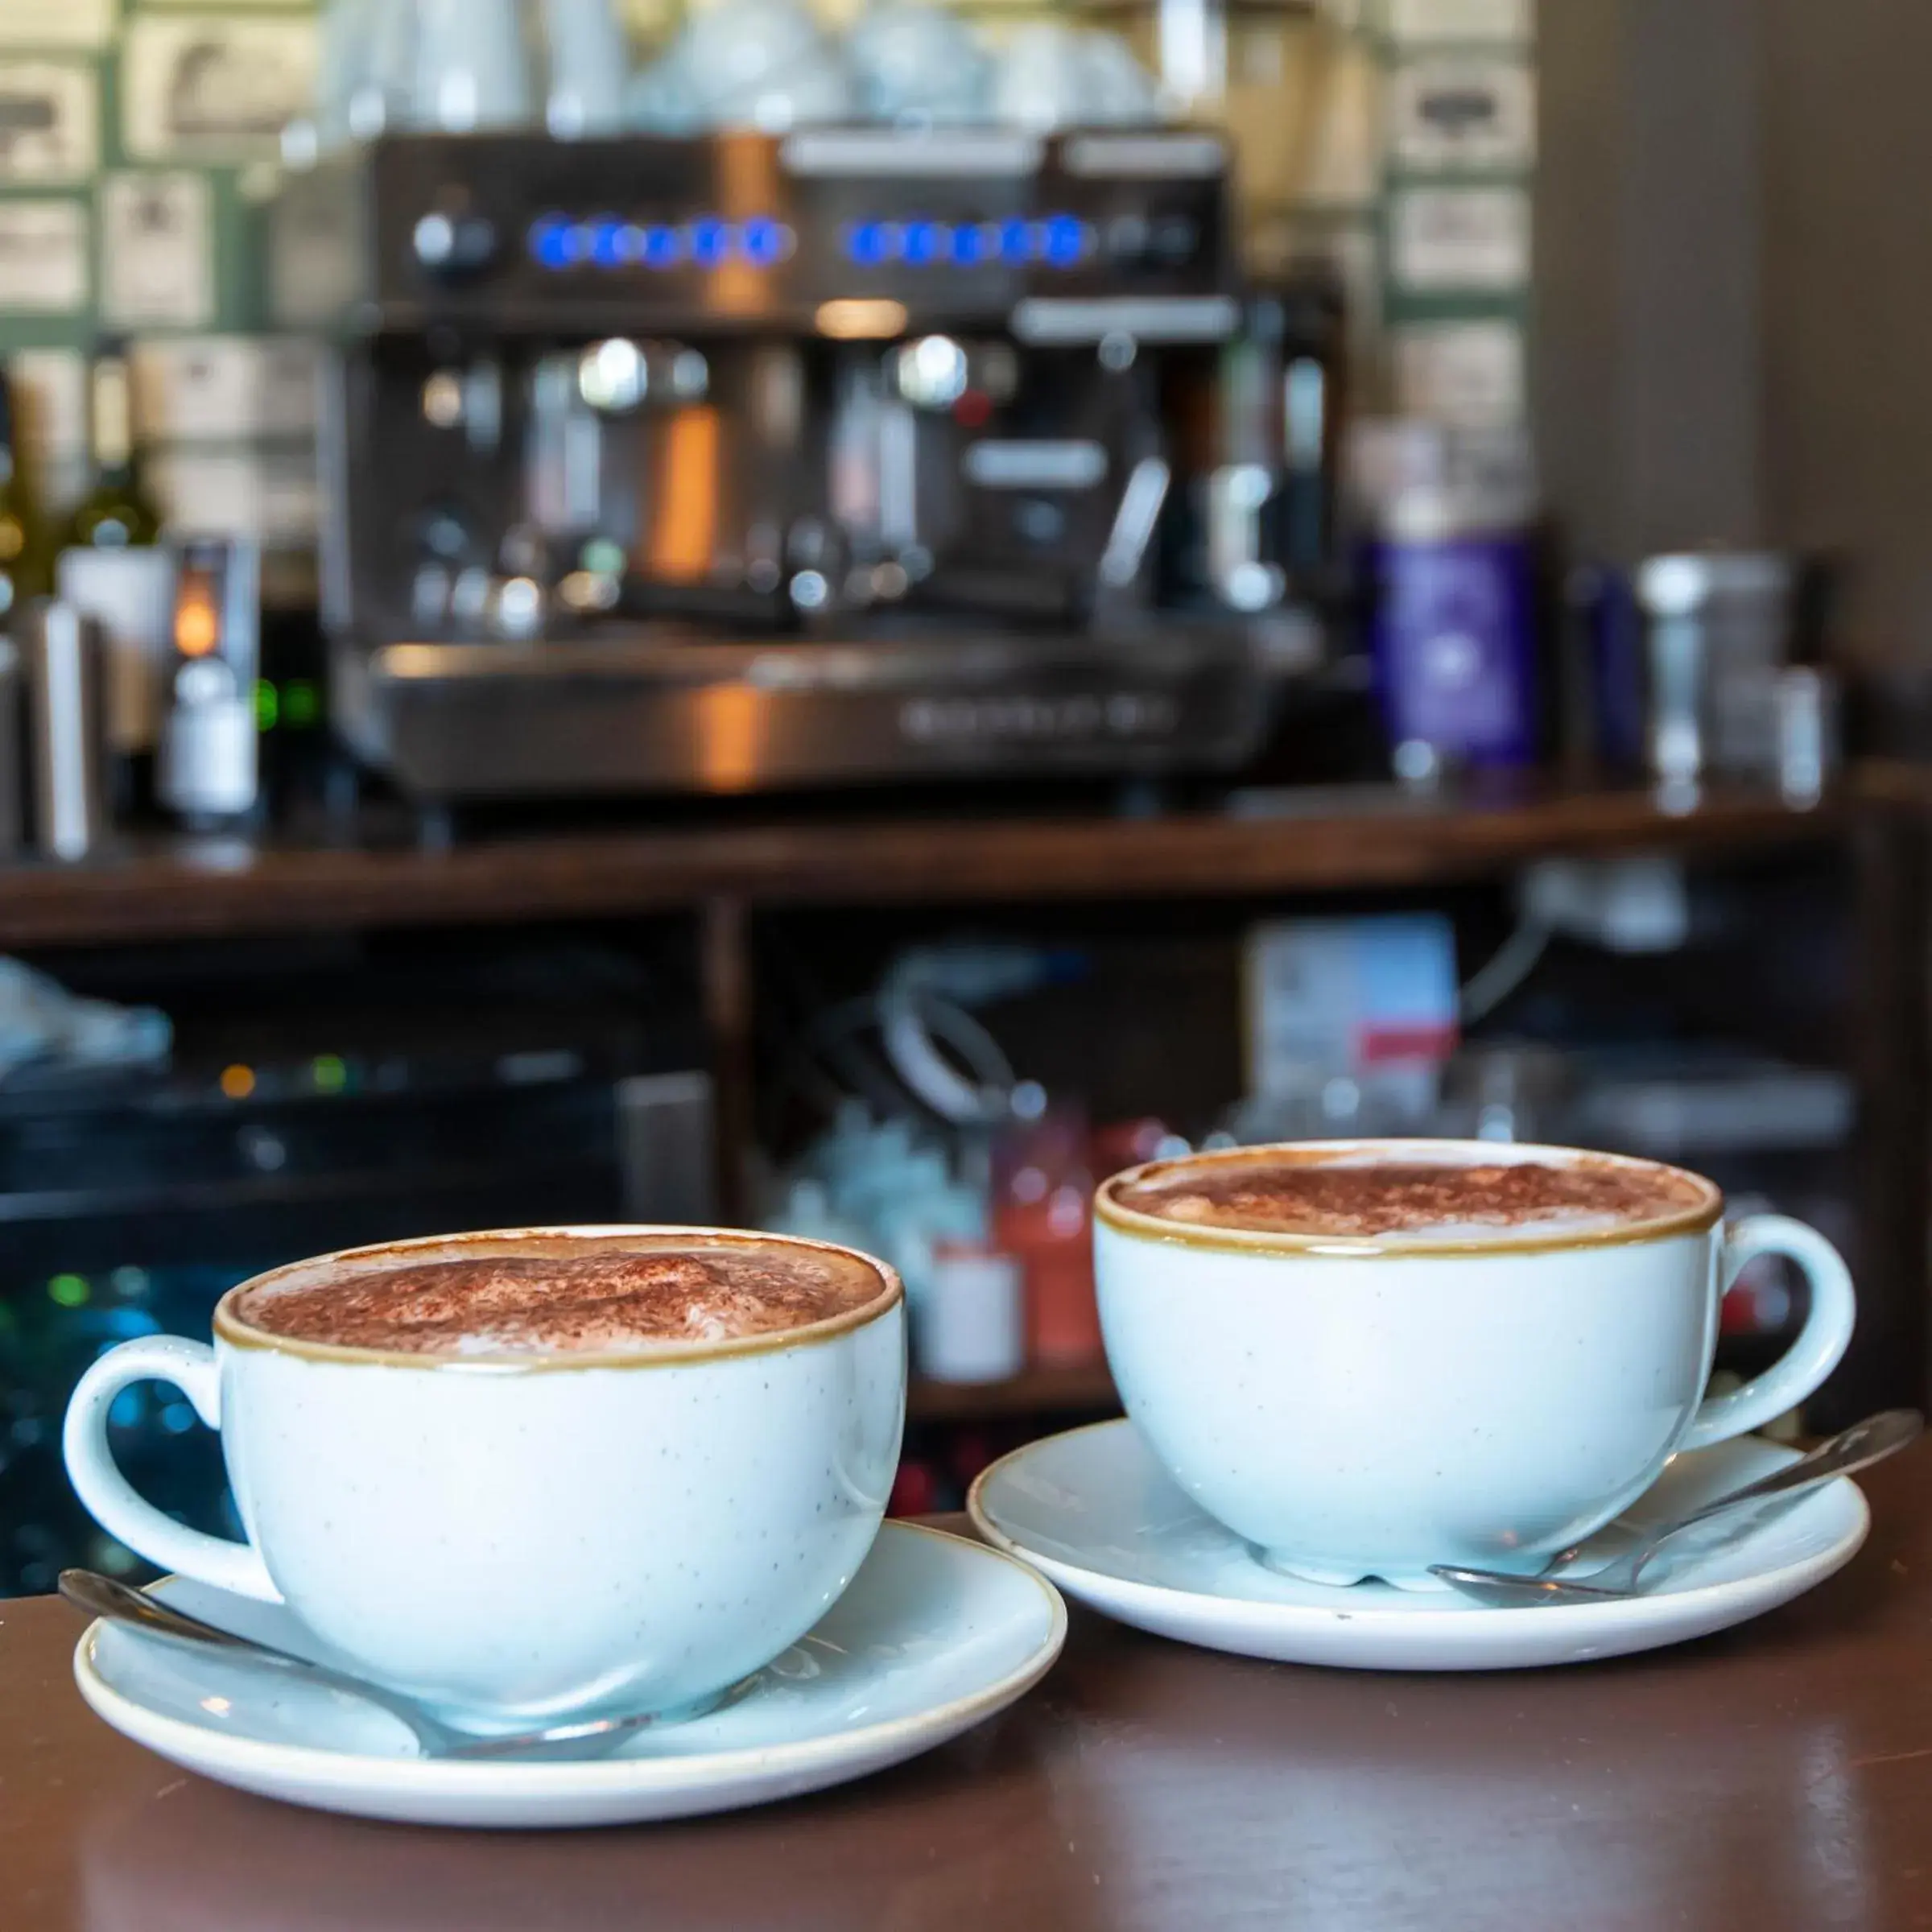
[0, 0, 116, 49]
[1393, 321, 1526, 430]
[98, 172, 216, 328]
[1389, 186, 1531, 293]
[1385, 0, 1531, 46]
[1388, 58, 1536, 174]
[0, 61, 101, 185]
[0, 200, 90, 315]
[122, 14, 318, 163]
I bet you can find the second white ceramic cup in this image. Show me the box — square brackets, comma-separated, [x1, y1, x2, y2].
[1094, 1141, 1856, 1590]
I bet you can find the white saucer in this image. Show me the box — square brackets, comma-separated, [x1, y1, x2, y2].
[968, 1420, 1868, 1672]
[73, 1521, 1066, 1829]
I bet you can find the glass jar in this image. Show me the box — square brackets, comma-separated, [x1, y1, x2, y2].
[1059, 0, 1383, 265]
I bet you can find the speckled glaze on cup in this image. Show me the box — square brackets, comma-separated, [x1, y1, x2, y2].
[1094, 1141, 1856, 1591]
[64, 1227, 906, 1727]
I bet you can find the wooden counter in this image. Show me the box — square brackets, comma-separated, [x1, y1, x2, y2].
[6, 1454, 1932, 1930]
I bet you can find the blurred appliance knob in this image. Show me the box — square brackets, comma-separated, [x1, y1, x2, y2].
[237, 1125, 287, 1173]
[1150, 217, 1199, 266]
[413, 204, 499, 279]
[415, 502, 474, 562]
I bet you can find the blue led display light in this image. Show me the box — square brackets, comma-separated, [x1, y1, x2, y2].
[997, 217, 1033, 266]
[848, 221, 892, 266]
[741, 216, 789, 265]
[840, 214, 1092, 269]
[526, 215, 795, 270]
[529, 215, 578, 270]
[1042, 213, 1088, 266]
[530, 209, 1104, 274]
[588, 217, 629, 268]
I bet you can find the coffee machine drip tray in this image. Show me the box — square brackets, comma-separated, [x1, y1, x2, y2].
[332, 621, 1315, 800]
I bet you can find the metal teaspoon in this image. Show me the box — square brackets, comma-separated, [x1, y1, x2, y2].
[1429, 1409, 1923, 1608]
[60, 1569, 662, 1761]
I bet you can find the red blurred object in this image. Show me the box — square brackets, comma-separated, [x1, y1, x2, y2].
[1720, 1255, 1795, 1337]
[1026, 1186, 1100, 1366]
[1091, 1117, 1170, 1181]
[888, 1460, 940, 1518]
[948, 1430, 996, 1490]
[994, 1104, 1103, 1368]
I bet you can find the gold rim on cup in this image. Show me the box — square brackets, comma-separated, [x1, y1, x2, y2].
[1092, 1140, 1726, 1261]
[211, 1225, 905, 1373]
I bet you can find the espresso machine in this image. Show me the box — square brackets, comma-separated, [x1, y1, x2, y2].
[273, 128, 1338, 799]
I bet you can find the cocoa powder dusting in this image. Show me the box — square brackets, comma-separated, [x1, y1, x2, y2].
[237, 1245, 884, 1356]
[1117, 1158, 1705, 1239]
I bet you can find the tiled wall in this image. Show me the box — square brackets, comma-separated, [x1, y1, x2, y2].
[0, 0, 1536, 547]
[1248, 0, 1534, 440]
[0, 2, 321, 540]
[1376, 0, 1534, 437]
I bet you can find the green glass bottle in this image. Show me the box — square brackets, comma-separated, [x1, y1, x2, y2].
[0, 368, 47, 626]
[62, 349, 163, 552]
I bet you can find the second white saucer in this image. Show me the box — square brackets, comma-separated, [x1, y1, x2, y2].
[968, 1419, 1867, 1672]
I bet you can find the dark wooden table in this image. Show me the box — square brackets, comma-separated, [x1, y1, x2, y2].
[6, 1457, 1932, 1931]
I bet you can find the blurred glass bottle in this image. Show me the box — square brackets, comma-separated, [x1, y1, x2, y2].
[61, 350, 162, 555]
[1091, 1117, 1170, 1182]
[994, 1100, 1100, 1370]
[410, 0, 537, 130]
[314, 0, 421, 146]
[542, 0, 631, 134]
[315, 0, 633, 141]
[1071, 0, 1381, 266]
[0, 369, 49, 630]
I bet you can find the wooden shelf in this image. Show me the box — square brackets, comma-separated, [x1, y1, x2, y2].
[0, 777, 1876, 951]
[909, 1364, 1120, 1424]
[0, 765, 1919, 1420]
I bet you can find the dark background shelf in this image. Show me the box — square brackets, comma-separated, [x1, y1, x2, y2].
[2, 770, 1924, 1440]
[0, 779, 1876, 951]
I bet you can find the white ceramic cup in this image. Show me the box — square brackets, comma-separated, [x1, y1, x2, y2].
[64, 1227, 906, 1725]
[1094, 1141, 1856, 1590]
[409, 0, 535, 132]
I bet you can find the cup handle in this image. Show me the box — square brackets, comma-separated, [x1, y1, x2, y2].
[62, 1336, 280, 1602]
[1680, 1215, 1856, 1451]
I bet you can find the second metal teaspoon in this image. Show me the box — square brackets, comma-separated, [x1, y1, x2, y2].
[1430, 1409, 1922, 1608]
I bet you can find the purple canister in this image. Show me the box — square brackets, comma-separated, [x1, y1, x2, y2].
[1566, 562, 1647, 774]
[1369, 486, 1540, 770]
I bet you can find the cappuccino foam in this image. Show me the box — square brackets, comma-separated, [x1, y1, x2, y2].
[233, 1235, 888, 1356]
[1113, 1153, 1710, 1242]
